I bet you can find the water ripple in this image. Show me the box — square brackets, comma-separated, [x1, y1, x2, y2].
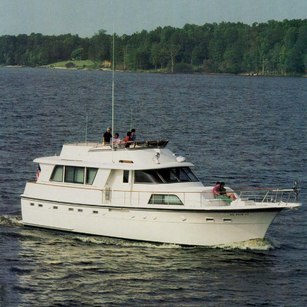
[0, 68, 306, 306]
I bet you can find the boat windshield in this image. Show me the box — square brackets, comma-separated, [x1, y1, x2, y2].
[134, 167, 199, 184]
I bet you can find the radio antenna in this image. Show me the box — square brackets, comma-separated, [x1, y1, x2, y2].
[85, 114, 88, 143]
[111, 31, 115, 151]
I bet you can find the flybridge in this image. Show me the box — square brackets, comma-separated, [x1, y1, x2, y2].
[35, 140, 191, 170]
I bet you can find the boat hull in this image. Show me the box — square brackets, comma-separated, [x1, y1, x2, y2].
[21, 197, 282, 246]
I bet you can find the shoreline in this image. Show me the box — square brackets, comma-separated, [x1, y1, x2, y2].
[1, 64, 306, 78]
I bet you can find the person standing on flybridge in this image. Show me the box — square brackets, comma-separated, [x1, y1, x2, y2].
[102, 127, 112, 144]
[130, 128, 136, 141]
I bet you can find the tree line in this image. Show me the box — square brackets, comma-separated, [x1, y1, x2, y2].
[0, 19, 306, 75]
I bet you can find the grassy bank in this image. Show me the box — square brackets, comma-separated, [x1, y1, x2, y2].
[48, 60, 99, 70]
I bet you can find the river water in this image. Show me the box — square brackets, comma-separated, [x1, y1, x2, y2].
[0, 68, 306, 306]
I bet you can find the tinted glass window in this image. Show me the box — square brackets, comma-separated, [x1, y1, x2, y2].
[50, 165, 63, 182]
[86, 168, 97, 185]
[51, 166, 97, 185]
[148, 194, 183, 205]
[134, 168, 198, 184]
[65, 166, 75, 183]
[183, 167, 199, 181]
[65, 166, 84, 184]
[135, 170, 163, 183]
[123, 170, 129, 183]
[74, 167, 84, 183]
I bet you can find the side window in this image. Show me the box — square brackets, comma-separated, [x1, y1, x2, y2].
[183, 167, 199, 182]
[86, 168, 98, 185]
[134, 170, 163, 183]
[51, 166, 98, 185]
[148, 194, 183, 205]
[65, 166, 84, 184]
[158, 168, 179, 183]
[175, 168, 190, 182]
[123, 170, 129, 183]
[50, 165, 64, 182]
[135, 170, 154, 183]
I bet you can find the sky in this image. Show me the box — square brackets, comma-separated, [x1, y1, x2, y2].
[0, 0, 306, 37]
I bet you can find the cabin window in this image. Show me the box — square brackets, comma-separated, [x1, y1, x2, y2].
[123, 170, 129, 183]
[65, 166, 84, 184]
[50, 165, 97, 185]
[135, 170, 163, 183]
[158, 167, 198, 183]
[148, 194, 183, 205]
[86, 168, 98, 185]
[134, 167, 198, 184]
[182, 167, 199, 182]
[50, 165, 64, 182]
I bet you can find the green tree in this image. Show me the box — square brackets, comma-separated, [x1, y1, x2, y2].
[88, 29, 111, 63]
[71, 47, 85, 60]
[1, 19, 307, 74]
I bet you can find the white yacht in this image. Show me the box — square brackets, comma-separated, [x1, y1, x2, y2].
[21, 140, 300, 246]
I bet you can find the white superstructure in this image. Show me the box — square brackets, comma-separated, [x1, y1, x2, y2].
[21, 141, 300, 246]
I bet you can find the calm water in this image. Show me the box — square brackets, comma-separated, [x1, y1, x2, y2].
[0, 68, 306, 306]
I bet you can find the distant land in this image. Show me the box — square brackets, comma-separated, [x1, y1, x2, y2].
[1, 19, 306, 76]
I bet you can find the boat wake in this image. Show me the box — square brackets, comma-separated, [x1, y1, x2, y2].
[72, 235, 273, 250]
[0, 215, 23, 227]
[72, 235, 182, 249]
[216, 238, 274, 251]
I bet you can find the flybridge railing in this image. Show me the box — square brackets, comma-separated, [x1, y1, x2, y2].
[106, 187, 300, 207]
[237, 188, 299, 204]
[90, 140, 169, 150]
[29, 181, 299, 206]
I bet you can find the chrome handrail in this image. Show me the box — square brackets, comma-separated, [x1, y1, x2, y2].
[109, 188, 299, 207]
[237, 188, 299, 203]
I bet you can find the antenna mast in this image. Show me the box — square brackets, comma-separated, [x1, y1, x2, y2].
[85, 114, 88, 143]
[111, 32, 115, 150]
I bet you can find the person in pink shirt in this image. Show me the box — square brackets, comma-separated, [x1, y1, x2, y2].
[212, 181, 236, 201]
[212, 181, 221, 197]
